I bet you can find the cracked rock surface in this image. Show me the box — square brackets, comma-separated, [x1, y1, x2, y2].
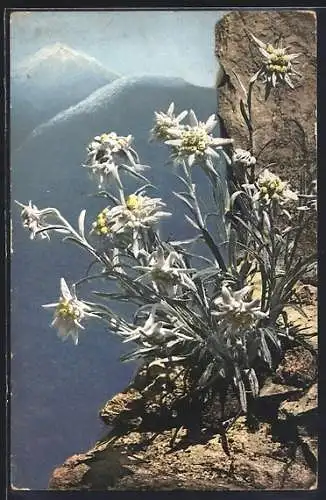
[215, 10, 317, 261]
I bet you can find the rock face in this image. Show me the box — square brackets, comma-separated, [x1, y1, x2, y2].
[47, 12, 318, 491]
[215, 10, 317, 257]
[215, 10, 316, 186]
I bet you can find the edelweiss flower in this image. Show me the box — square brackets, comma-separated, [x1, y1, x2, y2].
[232, 148, 256, 168]
[135, 247, 196, 295]
[212, 284, 268, 334]
[165, 110, 233, 167]
[15, 200, 52, 240]
[107, 193, 171, 234]
[253, 169, 298, 205]
[86, 158, 120, 189]
[42, 278, 97, 345]
[84, 132, 147, 189]
[87, 132, 134, 162]
[251, 33, 301, 93]
[121, 305, 174, 345]
[150, 102, 188, 141]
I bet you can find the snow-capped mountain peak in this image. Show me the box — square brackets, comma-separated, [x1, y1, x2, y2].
[11, 43, 120, 147]
[14, 43, 118, 80]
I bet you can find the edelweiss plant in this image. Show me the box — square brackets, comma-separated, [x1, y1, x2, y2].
[42, 278, 99, 345]
[16, 31, 316, 435]
[250, 33, 301, 99]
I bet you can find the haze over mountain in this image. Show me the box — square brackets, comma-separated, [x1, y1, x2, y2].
[11, 43, 119, 147]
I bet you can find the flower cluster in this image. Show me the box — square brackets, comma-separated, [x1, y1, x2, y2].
[91, 208, 110, 236]
[165, 111, 233, 167]
[15, 200, 53, 240]
[150, 102, 188, 141]
[212, 285, 268, 335]
[92, 193, 171, 239]
[253, 169, 298, 205]
[87, 132, 133, 162]
[151, 106, 233, 168]
[119, 305, 176, 346]
[85, 132, 147, 189]
[42, 278, 97, 345]
[135, 247, 196, 296]
[251, 33, 301, 91]
[116, 193, 171, 232]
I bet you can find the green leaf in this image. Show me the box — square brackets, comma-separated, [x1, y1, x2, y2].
[260, 332, 272, 367]
[228, 228, 238, 274]
[184, 214, 200, 230]
[62, 235, 93, 252]
[229, 190, 246, 211]
[247, 368, 259, 398]
[78, 209, 86, 239]
[121, 165, 150, 184]
[237, 378, 247, 413]
[120, 346, 157, 362]
[176, 174, 192, 190]
[173, 192, 195, 212]
[192, 266, 221, 280]
[240, 99, 252, 132]
[261, 327, 281, 351]
[232, 70, 248, 98]
[198, 362, 215, 388]
[94, 191, 120, 204]
[93, 291, 136, 301]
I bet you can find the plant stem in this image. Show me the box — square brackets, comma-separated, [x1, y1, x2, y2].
[181, 161, 227, 272]
[247, 79, 256, 183]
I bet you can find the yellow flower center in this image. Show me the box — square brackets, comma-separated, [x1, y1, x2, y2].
[100, 133, 109, 142]
[180, 128, 209, 155]
[154, 118, 176, 139]
[259, 177, 284, 201]
[56, 299, 80, 320]
[126, 194, 142, 211]
[267, 52, 290, 74]
[94, 208, 110, 236]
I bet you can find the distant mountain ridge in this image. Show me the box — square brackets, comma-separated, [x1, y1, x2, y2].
[11, 43, 119, 147]
[29, 75, 193, 137]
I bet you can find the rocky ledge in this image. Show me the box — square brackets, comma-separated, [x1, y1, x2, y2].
[48, 285, 317, 491]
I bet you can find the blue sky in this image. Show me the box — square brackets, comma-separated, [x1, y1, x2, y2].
[10, 10, 227, 87]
